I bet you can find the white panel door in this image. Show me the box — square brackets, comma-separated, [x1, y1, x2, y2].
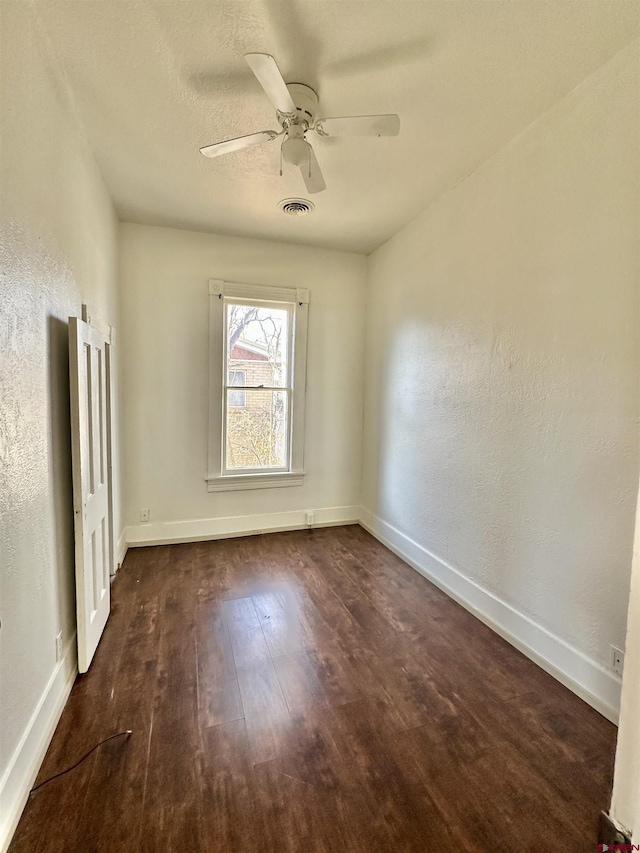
[69, 316, 113, 673]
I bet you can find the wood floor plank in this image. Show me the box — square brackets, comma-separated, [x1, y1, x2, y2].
[330, 698, 466, 852]
[72, 593, 162, 853]
[251, 585, 310, 657]
[272, 651, 331, 715]
[252, 706, 398, 853]
[198, 719, 263, 853]
[139, 559, 205, 853]
[225, 596, 272, 669]
[196, 590, 244, 728]
[7, 734, 99, 853]
[9, 526, 617, 853]
[234, 661, 292, 764]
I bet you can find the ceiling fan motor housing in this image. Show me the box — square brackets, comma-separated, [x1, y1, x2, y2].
[278, 83, 319, 129]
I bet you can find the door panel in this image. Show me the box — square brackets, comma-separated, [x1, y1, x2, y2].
[69, 316, 113, 673]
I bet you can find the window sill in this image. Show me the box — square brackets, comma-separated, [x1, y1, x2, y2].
[205, 471, 305, 492]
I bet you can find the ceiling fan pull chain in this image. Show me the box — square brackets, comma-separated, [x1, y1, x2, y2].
[280, 145, 283, 177]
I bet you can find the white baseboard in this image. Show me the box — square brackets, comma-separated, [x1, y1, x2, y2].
[358, 507, 621, 724]
[0, 637, 77, 853]
[125, 505, 360, 547]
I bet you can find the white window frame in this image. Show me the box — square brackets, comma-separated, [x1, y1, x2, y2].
[206, 279, 309, 492]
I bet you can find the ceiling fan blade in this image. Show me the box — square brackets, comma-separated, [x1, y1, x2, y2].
[314, 114, 400, 138]
[245, 53, 297, 115]
[300, 146, 326, 194]
[200, 130, 278, 158]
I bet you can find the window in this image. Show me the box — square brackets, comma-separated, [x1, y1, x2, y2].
[207, 280, 309, 491]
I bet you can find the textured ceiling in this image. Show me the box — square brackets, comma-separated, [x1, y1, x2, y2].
[35, 0, 639, 254]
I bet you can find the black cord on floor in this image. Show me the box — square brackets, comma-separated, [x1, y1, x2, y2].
[29, 731, 132, 796]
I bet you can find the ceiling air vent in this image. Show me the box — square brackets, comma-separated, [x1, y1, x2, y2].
[279, 198, 314, 216]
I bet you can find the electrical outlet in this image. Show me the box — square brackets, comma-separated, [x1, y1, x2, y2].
[610, 646, 625, 676]
[55, 631, 63, 662]
[306, 511, 314, 526]
[140, 508, 150, 523]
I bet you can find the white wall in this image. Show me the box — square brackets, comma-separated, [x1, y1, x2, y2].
[119, 223, 366, 543]
[0, 3, 121, 847]
[361, 42, 639, 720]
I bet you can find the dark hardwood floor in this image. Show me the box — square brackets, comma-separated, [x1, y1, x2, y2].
[10, 525, 616, 852]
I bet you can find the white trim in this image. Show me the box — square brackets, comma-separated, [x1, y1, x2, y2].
[358, 507, 622, 724]
[117, 530, 128, 569]
[105, 338, 116, 578]
[290, 295, 308, 477]
[209, 279, 299, 304]
[125, 505, 359, 547]
[206, 471, 304, 492]
[207, 281, 224, 479]
[0, 637, 77, 853]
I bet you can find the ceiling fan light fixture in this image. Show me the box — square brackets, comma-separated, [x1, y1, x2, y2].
[281, 132, 310, 167]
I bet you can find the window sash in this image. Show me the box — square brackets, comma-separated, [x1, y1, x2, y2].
[224, 388, 291, 474]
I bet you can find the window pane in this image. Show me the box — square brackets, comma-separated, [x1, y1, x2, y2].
[226, 389, 288, 470]
[226, 303, 289, 388]
[228, 370, 246, 407]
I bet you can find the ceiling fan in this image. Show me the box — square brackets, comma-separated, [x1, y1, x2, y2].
[200, 53, 400, 194]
